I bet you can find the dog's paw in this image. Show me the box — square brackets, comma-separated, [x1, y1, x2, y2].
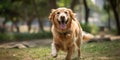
[51, 53, 57, 58]
[80, 56, 84, 59]
[51, 43, 57, 58]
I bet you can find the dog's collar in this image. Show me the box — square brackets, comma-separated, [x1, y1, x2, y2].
[57, 29, 71, 35]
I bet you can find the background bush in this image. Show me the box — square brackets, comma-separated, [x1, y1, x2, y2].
[81, 23, 99, 35]
[81, 23, 91, 33]
[0, 31, 52, 42]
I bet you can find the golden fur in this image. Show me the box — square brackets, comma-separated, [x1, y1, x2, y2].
[49, 7, 82, 60]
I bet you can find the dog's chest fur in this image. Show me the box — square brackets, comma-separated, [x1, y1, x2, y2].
[55, 31, 78, 51]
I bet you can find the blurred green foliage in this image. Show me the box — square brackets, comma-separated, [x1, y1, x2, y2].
[0, 0, 50, 18]
[81, 23, 91, 33]
[57, 0, 72, 7]
[0, 31, 52, 42]
[110, 28, 117, 34]
[90, 24, 99, 35]
[81, 23, 99, 35]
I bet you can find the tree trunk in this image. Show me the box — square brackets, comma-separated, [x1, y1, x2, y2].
[23, 7, 32, 32]
[109, 0, 120, 35]
[70, 0, 77, 11]
[27, 17, 32, 32]
[83, 0, 89, 24]
[49, 0, 57, 9]
[14, 22, 20, 32]
[108, 11, 111, 30]
[79, 0, 83, 21]
[1, 19, 7, 33]
[12, 17, 20, 32]
[49, 0, 57, 31]
[31, 0, 44, 31]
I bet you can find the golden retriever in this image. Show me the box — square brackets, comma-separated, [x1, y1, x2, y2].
[49, 7, 82, 60]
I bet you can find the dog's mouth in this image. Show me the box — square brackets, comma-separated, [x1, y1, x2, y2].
[58, 19, 68, 29]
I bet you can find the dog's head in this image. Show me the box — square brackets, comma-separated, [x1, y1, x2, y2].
[49, 8, 76, 30]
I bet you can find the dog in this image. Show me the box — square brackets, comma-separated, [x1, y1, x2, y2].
[49, 7, 83, 60]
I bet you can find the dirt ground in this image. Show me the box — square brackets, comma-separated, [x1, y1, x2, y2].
[0, 39, 52, 49]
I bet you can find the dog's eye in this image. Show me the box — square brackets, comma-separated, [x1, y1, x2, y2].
[57, 12, 60, 14]
[64, 11, 67, 14]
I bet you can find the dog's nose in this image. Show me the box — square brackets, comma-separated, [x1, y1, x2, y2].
[60, 16, 65, 20]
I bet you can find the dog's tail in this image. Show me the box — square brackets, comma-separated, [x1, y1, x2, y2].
[82, 31, 94, 41]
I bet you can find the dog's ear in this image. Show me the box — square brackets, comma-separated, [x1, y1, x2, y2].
[48, 9, 56, 21]
[67, 9, 76, 21]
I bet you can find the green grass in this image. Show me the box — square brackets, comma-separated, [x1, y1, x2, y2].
[0, 31, 52, 42]
[81, 41, 120, 60]
[0, 41, 120, 60]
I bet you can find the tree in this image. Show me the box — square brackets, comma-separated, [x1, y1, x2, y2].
[83, 0, 89, 24]
[20, 0, 49, 32]
[0, 0, 50, 32]
[49, 0, 57, 30]
[0, 0, 20, 32]
[31, 0, 44, 31]
[104, 0, 111, 30]
[49, 0, 57, 9]
[20, 0, 33, 32]
[109, 0, 120, 35]
[70, 0, 77, 11]
[79, 0, 83, 21]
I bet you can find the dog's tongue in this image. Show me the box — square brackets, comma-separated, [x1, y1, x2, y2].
[60, 23, 66, 29]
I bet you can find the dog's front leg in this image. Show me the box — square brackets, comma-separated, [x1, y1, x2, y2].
[51, 42, 58, 58]
[66, 45, 74, 60]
